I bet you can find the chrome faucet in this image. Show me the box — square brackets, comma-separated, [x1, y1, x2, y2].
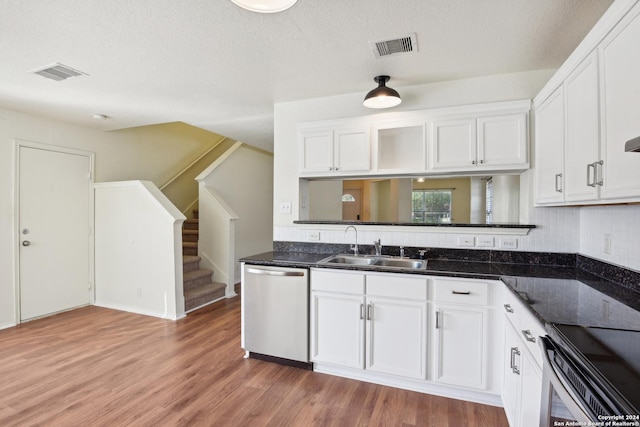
[399, 245, 405, 258]
[345, 225, 358, 255]
[374, 239, 382, 256]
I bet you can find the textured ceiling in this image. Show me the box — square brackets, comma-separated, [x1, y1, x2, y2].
[0, 0, 613, 152]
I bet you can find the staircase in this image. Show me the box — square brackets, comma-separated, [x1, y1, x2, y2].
[182, 211, 226, 312]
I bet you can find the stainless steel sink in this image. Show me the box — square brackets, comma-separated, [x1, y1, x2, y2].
[373, 258, 426, 269]
[319, 254, 427, 270]
[321, 255, 377, 266]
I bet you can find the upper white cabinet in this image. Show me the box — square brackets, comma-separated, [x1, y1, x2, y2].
[299, 124, 370, 176]
[534, 0, 640, 206]
[298, 100, 530, 179]
[599, 4, 640, 200]
[534, 87, 565, 204]
[429, 112, 528, 172]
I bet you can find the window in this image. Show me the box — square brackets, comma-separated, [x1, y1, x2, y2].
[412, 189, 452, 224]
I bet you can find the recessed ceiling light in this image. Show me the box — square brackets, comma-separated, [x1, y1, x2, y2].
[229, 0, 297, 13]
[92, 114, 108, 120]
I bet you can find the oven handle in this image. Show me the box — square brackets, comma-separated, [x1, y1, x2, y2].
[539, 336, 594, 424]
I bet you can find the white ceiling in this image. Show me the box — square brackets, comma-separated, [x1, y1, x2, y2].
[0, 0, 613, 152]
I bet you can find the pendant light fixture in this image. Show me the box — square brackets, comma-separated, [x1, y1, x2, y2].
[363, 75, 402, 109]
[229, 0, 297, 13]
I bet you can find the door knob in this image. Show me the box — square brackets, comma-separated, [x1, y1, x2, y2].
[22, 240, 31, 247]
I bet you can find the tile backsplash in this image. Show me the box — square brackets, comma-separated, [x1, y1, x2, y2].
[274, 204, 639, 273]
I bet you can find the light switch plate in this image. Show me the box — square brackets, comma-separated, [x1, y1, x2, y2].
[307, 231, 320, 241]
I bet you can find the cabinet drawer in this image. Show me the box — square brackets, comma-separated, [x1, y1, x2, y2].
[519, 307, 546, 368]
[366, 273, 427, 300]
[311, 269, 365, 294]
[433, 278, 489, 306]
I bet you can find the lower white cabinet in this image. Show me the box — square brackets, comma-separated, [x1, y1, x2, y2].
[310, 269, 427, 380]
[432, 277, 491, 390]
[366, 295, 427, 379]
[501, 289, 543, 427]
[311, 291, 365, 368]
[433, 304, 488, 389]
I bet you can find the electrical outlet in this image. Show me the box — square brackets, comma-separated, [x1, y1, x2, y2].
[477, 236, 495, 248]
[604, 233, 612, 254]
[136, 287, 142, 297]
[500, 237, 518, 249]
[307, 231, 320, 241]
[458, 236, 475, 247]
[279, 201, 292, 214]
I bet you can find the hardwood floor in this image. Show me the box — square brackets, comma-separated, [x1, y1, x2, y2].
[0, 296, 509, 426]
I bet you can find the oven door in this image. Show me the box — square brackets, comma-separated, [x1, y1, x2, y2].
[539, 336, 597, 426]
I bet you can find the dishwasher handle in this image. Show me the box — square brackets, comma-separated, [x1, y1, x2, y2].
[246, 267, 306, 277]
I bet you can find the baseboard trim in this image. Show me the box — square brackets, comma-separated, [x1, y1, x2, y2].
[94, 302, 182, 321]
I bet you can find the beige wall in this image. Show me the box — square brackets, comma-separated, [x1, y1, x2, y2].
[0, 108, 235, 328]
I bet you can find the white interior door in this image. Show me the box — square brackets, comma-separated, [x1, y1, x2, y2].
[18, 144, 92, 321]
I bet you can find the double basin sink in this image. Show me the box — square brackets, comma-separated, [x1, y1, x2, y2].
[319, 254, 427, 270]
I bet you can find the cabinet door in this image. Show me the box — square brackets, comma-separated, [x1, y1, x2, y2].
[535, 87, 565, 204]
[300, 129, 334, 173]
[600, 4, 640, 200]
[310, 292, 365, 369]
[365, 296, 427, 379]
[433, 304, 488, 389]
[477, 113, 528, 169]
[334, 128, 370, 173]
[519, 349, 543, 427]
[430, 118, 477, 170]
[502, 321, 522, 427]
[564, 52, 600, 202]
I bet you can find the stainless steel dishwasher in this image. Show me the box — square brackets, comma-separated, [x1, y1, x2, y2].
[243, 264, 309, 364]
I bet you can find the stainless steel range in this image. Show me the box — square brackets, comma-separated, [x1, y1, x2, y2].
[503, 275, 640, 425]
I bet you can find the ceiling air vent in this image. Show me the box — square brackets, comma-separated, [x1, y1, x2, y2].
[369, 33, 418, 58]
[29, 63, 87, 81]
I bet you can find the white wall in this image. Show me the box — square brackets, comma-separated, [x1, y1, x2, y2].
[579, 204, 640, 271]
[0, 108, 230, 328]
[94, 181, 185, 320]
[273, 70, 584, 254]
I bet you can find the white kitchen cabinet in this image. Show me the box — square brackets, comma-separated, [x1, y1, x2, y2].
[431, 277, 491, 390]
[429, 113, 528, 172]
[299, 125, 370, 176]
[599, 3, 640, 200]
[433, 304, 488, 389]
[534, 0, 640, 205]
[564, 52, 601, 202]
[502, 321, 542, 427]
[501, 288, 544, 427]
[366, 295, 427, 379]
[534, 86, 565, 204]
[310, 269, 428, 380]
[311, 291, 365, 368]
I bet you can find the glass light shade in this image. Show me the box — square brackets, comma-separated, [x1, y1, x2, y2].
[230, 0, 297, 13]
[363, 75, 402, 109]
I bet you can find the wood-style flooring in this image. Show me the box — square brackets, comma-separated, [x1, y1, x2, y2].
[0, 295, 509, 426]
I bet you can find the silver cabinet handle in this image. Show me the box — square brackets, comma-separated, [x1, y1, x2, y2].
[366, 304, 372, 321]
[245, 267, 305, 277]
[479, 159, 484, 164]
[452, 290, 471, 295]
[435, 310, 440, 329]
[360, 304, 364, 320]
[521, 329, 536, 343]
[595, 160, 604, 186]
[555, 173, 563, 193]
[472, 160, 476, 165]
[22, 240, 31, 247]
[587, 162, 597, 187]
[510, 347, 521, 375]
[504, 304, 514, 313]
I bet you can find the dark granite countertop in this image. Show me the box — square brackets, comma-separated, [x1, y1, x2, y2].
[240, 250, 640, 318]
